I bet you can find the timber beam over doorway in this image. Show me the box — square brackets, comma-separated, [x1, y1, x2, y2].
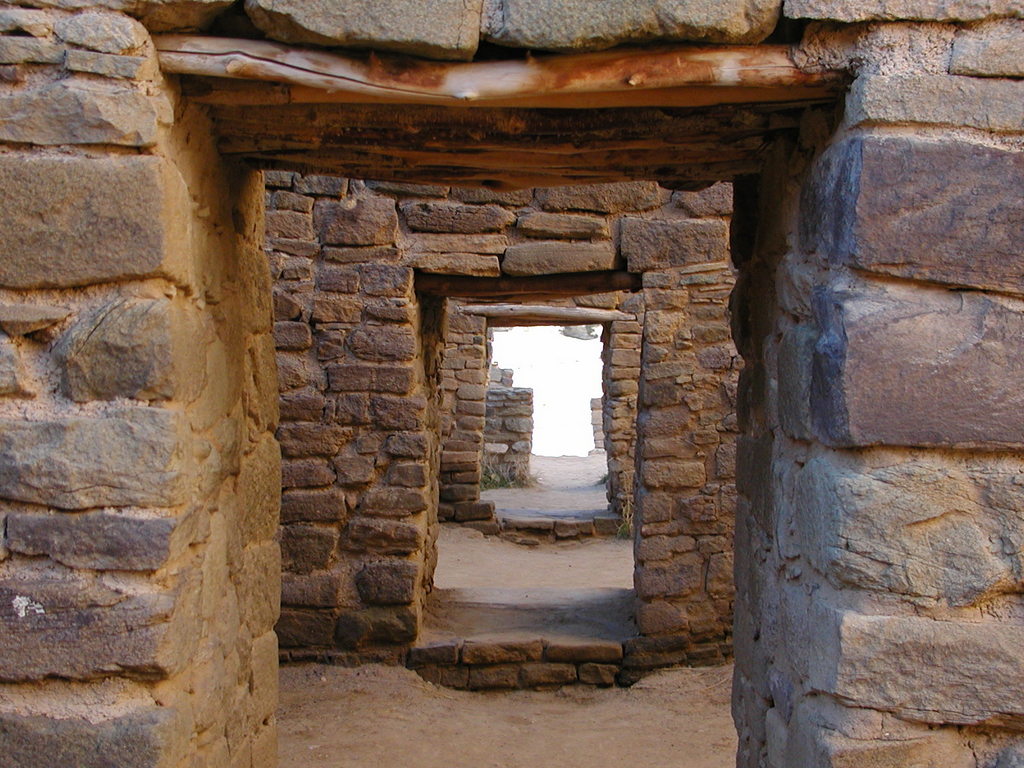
[157, 35, 847, 189]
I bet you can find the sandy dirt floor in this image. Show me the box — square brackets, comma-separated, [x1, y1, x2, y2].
[483, 453, 609, 518]
[278, 663, 737, 768]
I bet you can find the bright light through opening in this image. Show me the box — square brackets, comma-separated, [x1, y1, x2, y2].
[489, 326, 603, 457]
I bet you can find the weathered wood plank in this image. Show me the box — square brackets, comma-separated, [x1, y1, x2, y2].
[156, 35, 845, 109]
[457, 304, 634, 326]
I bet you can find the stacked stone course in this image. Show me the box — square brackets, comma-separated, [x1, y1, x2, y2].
[483, 385, 534, 484]
[732, 13, 1024, 767]
[0, 8, 280, 766]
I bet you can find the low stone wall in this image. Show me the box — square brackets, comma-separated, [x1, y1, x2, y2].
[483, 386, 534, 484]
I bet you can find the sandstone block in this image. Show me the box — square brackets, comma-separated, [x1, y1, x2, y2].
[403, 252, 501, 277]
[810, 281, 1024, 448]
[64, 49, 149, 79]
[244, 0, 483, 60]
[535, 182, 664, 213]
[846, 74, 1024, 133]
[0, 80, 160, 146]
[276, 609, 335, 647]
[517, 212, 610, 239]
[357, 487, 427, 516]
[452, 187, 534, 206]
[467, 664, 520, 689]
[265, 209, 314, 241]
[621, 217, 729, 272]
[803, 136, 1024, 295]
[0, 567, 196, 680]
[407, 640, 461, 667]
[273, 321, 312, 351]
[312, 295, 361, 323]
[408, 233, 509, 255]
[578, 663, 618, 686]
[294, 174, 347, 196]
[358, 264, 413, 297]
[281, 524, 338, 574]
[462, 638, 543, 664]
[402, 201, 515, 233]
[0, 154, 187, 289]
[0, 303, 70, 337]
[0, 335, 27, 397]
[502, 241, 617, 276]
[347, 325, 416, 362]
[346, 519, 423, 554]
[281, 489, 348, 523]
[785, 0, 1024, 21]
[0, 37, 62, 63]
[0, 707, 187, 768]
[0, 408, 185, 509]
[333, 606, 417, 647]
[642, 458, 706, 489]
[809, 608, 1024, 726]
[952, 21, 1024, 76]
[0, 8, 53, 37]
[672, 182, 733, 217]
[483, 0, 780, 50]
[6, 511, 181, 571]
[790, 453, 1021, 606]
[315, 197, 397, 246]
[57, 298, 186, 402]
[55, 11, 149, 53]
[281, 458, 334, 488]
[519, 663, 577, 688]
[326, 364, 413, 393]
[545, 639, 623, 663]
[355, 560, 418, 605]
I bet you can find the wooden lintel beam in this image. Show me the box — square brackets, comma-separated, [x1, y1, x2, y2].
[416, 270, 642, 301]
[458, 304, 634, 326]
[156, 35, 845, 109]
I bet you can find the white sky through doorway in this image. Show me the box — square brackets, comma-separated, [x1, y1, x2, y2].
[489, 326, 603, 457]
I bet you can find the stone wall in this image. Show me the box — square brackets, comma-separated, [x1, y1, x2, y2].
[266, 174, 439, 665]
[627, 182, 739, 673]
[266, 175, 738, 667]
[483, 386, 534, 484]
[0, 9, 279, 766]
[732, 17, 1024, 767]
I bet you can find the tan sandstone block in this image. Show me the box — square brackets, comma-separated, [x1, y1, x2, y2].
[0, 154, 189, 289]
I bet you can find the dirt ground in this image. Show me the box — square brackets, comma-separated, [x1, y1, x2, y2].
[278, 663, 737, 768]
[483, 453, 609, 516]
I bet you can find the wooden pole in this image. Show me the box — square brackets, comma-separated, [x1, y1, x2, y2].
[457, 304, 634, 326]
[155, 35, 845, 109]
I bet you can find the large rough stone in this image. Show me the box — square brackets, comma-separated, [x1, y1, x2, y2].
[57, 298, 185, 402]
[315, 197, 398, 246]
[789, 452, 1024, 605]
[55, 10, 148, 53]
[244, 0, 484, 60]
[0, 304, 70, 337]
[804, 136, 1024, 295]
[0, 81, 160, 147]
[517, 212, 609, 240]
[0, 408, 186, 509]
[355, 560, 418, 605]
[951, 21, 1024, 77]
[6, 511, 182, 571]
[402, 201, 515, 233]
[621, 217, 729, 272]
[785, 0, 1024, 21]
[0, 154, 188, 289]
[810, 281, 1024, 448]
[807, 608, 1024, 727]
[0, 565, 197, 680]
[483, 0, 780, 50]
[536, 182, 664, 213]
[0, 707, 188, 768]
[846, 74, 1024, 133]
[501, 241, 617, 275]
[0, 335, 27, 396]
[402, 252, 501, 277]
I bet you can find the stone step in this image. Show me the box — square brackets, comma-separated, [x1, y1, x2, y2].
[497, 509, 622, 543]
[407, 634, 627, 690]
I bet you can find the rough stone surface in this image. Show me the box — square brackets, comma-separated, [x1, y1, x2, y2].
[810, 281, 1024, 448]
[55, 10, 148, 53]
[785, 0, 1024, 21]
[316, 197, 398, 246]
[804, 136, 1024, 295]
[502, 241, 617, 275]
[58, 299, 180, 402]
[0, 708, 187, 768]
[622, 217, 730, 272]
[517, 212, 610, 239]
[0, 409, 185, 509]
[483, 0, 781, 50]
[244, 0, 484, 60]
[402, 201, 515, 233]
[536, 182, 664, 213]
[846, 74, 1024, 132]
[0, 154, 186, 289]
[951, 21, 1024, 75]
[0, 81, 160, 147]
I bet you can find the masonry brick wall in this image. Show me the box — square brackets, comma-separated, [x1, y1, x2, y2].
[0, 11, 280, 766]
[483, 385, 534, 483]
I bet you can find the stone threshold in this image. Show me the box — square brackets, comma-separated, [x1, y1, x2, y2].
[495, 510, 623, 544]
